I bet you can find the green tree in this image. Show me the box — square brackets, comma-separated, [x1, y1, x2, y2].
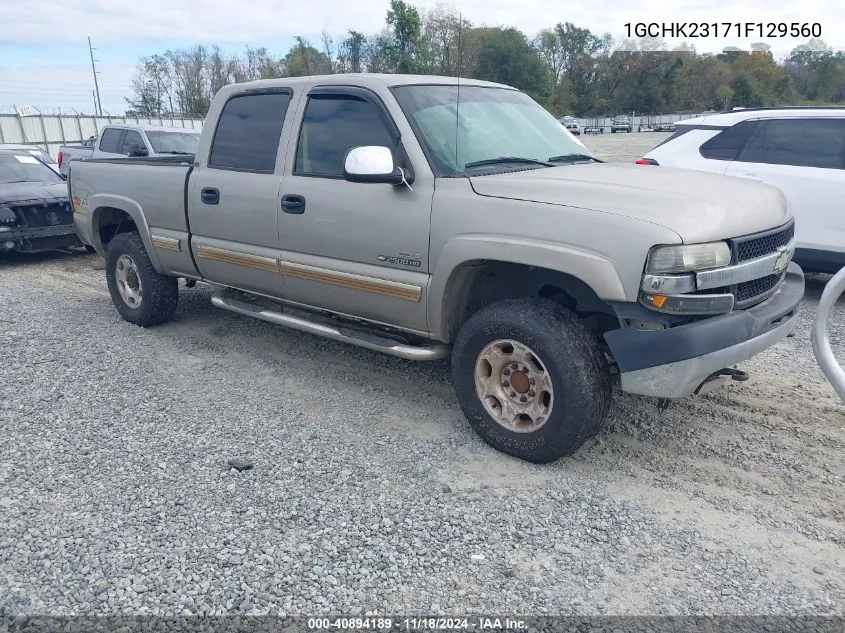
[422, 3, 469, 76]
[126, 3, 845, 118]
[471, 27, 550, 99]
[385, 0, 424, 73]
[338, 31, 368, 73]
[126, 54, 173, 116]
[284, 37, 332, 76]
[717, 85, 734, 110]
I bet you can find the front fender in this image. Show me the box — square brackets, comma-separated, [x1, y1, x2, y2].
[89, 193, 164, 273]
[428, 234, 627, 339]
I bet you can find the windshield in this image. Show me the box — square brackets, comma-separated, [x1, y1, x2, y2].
[392, 85, 595, 176]
[0, 153, 63, 183]
[146, 131, 200, 154]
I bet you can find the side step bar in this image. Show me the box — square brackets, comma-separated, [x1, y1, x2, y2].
[211, 292, 451, 361]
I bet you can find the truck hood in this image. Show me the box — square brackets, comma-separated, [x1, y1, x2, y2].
[469, 163, 790, 243]
[0, 181, 68, 206]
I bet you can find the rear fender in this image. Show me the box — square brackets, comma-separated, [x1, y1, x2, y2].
[89, 193, 164, 273]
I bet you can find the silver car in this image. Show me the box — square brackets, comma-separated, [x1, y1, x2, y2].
[559, 116, 581, 135]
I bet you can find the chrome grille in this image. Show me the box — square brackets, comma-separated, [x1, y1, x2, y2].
[735, 273, 784, 307]
[723, 219, 794, 307]
[732, 220, 794, 263]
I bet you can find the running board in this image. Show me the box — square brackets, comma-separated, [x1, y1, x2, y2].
[211, 292, 450, 361]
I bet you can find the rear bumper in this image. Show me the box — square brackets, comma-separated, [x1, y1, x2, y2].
[604, 262, 804, 398]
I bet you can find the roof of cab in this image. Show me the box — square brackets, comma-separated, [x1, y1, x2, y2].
[231, 73, 516, 91]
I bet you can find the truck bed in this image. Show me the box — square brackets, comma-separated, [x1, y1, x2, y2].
[69, 156, 194, 237]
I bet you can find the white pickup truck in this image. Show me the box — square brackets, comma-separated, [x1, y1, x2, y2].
[57, 124, 200, 175]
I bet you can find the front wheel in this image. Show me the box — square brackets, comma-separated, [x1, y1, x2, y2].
[105, 232, 178, 326]
[451, 298, 611, 463]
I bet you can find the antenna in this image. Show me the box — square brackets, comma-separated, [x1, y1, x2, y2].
[454, 12, 462, 177]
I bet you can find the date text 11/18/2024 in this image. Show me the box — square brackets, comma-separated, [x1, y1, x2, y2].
[307, 617, 528, 631]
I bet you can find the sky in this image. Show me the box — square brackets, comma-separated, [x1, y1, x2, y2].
[0, 0, 842, 114]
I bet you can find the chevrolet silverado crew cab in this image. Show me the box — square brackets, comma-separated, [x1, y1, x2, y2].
[69, 74, 804, 463]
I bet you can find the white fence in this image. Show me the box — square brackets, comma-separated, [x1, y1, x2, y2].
[574, 111, 717, 132]
[0, 113, 205, 159]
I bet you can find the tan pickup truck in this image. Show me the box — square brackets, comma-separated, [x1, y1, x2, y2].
[69, 73, 804, 463]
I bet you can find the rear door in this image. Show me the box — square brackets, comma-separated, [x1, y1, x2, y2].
[724, 118, 845, 259]
[188, 88, 295, 295]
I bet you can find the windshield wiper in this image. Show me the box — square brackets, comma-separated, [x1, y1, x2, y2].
[464, 156, 554, 169]
[162, 151, 193, 155]
[4, 179, 41, 183]
[547, 153, 603, 163]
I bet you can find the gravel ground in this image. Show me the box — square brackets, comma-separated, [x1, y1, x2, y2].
[1, 134, 843, 618]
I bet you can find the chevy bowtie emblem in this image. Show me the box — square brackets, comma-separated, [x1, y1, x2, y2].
[772, 248, 790, 275]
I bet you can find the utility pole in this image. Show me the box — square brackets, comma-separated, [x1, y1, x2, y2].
[88, 36, 102, 116]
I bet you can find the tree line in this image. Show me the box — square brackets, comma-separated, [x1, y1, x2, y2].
[126, 0, 845, 119]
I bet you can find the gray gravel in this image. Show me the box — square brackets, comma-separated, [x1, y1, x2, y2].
[1, 134, 843, 617]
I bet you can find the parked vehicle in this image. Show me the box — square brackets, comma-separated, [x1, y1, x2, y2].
[611, 116, 633, 133]
[559, 116, 581, 135]
[57, 124, 200, 175]
[638, 106, 845, 273]
[0, 143, 61, 175]
[0, 149, 80, 254]
[638, 118, 657, 132]
[70, 74, 804, 463]
[583, 117, 604, 134]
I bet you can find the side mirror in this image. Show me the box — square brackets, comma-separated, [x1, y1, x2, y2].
[128, 144, 148, 157]
[343, 146, 407, 185]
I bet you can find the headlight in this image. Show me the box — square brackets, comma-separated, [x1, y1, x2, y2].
[645, 242, 731, 274]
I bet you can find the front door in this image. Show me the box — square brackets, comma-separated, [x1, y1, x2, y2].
[277, 86, 433, 333]
[188, 89, 294, 296]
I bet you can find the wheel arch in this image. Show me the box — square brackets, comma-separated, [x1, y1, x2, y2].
[90, 194, 163, 272]
[430, 236, 627, 342]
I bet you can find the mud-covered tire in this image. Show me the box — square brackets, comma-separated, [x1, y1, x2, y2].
[105, 232, 178, 327]
[451, 298, 611, 463]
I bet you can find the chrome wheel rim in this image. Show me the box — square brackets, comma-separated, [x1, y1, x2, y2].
[115, 254, 143, 309]
[474, 339, 554, 433]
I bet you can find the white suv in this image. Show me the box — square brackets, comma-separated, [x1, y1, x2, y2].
[639, 107, 845, 273]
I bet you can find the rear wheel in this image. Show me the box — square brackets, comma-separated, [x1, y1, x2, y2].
[451, 298, 611, 463]
[105, 232, 178, 326]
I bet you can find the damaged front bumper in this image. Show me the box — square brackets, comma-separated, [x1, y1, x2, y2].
[604, 262, 805, 399]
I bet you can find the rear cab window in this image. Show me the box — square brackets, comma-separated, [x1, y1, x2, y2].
[208, 91, 292, 173]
